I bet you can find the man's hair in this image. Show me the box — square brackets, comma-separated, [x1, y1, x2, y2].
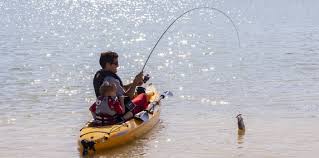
[99, 51, 118, 69]
[99, 81, 115, 96]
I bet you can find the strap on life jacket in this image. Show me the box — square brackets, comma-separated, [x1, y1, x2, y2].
[95, 113, 119, 125]
[93, 69, 123, 97]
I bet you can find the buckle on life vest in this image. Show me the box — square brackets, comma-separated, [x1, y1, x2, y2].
[95, 114, 119, 125]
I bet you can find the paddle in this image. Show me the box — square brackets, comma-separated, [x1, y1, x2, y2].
[135, 91, 174, 122]
[149, 90, 173, 111]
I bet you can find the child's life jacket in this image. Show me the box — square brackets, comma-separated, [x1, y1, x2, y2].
[89, 96, 124, 124]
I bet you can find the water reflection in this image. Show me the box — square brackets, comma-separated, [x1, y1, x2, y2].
[81, 141, 146, 158]
[237, 129, 245, 145]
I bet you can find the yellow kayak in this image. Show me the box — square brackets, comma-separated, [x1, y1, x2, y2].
[78, 85, 161, 155]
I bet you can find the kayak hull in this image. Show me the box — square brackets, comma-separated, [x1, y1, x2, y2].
[78, 85, 160, 154]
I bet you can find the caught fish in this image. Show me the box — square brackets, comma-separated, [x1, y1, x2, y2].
[236, 114, 245, 131]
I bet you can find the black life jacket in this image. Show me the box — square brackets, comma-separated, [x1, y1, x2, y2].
[93, 69, 123, 97]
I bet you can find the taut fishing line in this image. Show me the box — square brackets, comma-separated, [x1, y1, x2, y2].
[140, 7, 244, 110]
[141, 7, 241, 72]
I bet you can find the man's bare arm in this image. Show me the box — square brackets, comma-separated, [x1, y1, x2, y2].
[124, 83, 138, 99]
[123, 83, 133, 91]
[124, 72, 144, 99]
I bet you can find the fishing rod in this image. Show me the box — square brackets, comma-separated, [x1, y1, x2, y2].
[141, 7, 241, 72]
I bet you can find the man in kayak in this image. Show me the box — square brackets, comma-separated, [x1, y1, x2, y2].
[92, 51, 149, 121]
[93, 51, 144, 99]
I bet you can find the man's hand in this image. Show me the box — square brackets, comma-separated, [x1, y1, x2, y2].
[133, 71, 144, 86]
[143, 74, 150, 83]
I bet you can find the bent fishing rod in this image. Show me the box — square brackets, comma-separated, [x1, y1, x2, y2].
[141, 7, 241, 72]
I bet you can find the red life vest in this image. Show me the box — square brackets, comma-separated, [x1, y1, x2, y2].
[131, 93, 149, 114]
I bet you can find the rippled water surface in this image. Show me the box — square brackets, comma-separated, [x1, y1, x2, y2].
[1, 0, 319, 157]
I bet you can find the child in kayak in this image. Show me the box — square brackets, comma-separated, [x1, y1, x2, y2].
[89, 82, 133, 125]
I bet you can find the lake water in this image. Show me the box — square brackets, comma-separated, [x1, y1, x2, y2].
[1, 0, 319, 157]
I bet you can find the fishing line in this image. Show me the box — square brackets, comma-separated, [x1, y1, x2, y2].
[140, 7, 244, 112]
[141, 7, 241, 72]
